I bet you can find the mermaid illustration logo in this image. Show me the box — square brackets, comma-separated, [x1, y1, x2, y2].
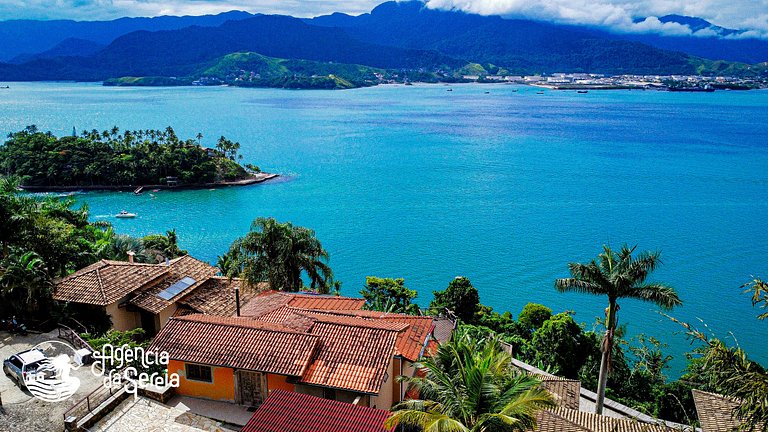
[23, 341, 81, 403]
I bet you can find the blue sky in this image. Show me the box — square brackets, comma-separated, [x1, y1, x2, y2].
[3, 0, 768, 37]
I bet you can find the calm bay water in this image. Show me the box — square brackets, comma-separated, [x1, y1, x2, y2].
[2, 82, 767, 372]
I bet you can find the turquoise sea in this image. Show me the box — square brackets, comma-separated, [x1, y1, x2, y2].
[1, 82, 767, 373]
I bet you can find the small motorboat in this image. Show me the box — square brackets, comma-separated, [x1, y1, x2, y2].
[115, 210, 137, 218]
[577, 90, 589, 94]
[536, 91, 544, 94]
[133, 186, 143, 195]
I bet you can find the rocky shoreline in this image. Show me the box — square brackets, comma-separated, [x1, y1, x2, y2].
[19, 172, 279, 192]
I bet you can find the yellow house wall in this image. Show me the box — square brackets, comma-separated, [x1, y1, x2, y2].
[168, 359, 235, 402]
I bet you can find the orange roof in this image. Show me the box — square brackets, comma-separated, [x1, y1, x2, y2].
[255, 307, 432, 361]
[301, 321, 398, 394]
[149, 314, 318, 376]
[54, 260, 169, 305]
[288, 294, 366, 311]
[240, 290, 365, 318]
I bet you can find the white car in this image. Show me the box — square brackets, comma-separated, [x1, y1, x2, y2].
[3, 348, 54, 385]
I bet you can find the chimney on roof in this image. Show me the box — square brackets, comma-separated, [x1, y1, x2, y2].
[234, 286, 241, 317]
[127, 251, 135, 263]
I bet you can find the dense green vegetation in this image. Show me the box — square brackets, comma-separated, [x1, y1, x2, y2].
[361, 276, 420, 314]
[0, 126, 253, 187]
[0, 177, 186, 330]
[386, 331, 556, 431]
[220, 217, 334, 293]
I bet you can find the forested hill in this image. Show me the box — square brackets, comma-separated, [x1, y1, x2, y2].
[1, 1, 767, 84]
[0, 126, 258, 188]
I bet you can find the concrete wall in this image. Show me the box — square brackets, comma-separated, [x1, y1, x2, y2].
[401, 359, 417, 401]
[105, 302, 139, 331]
[156, 303, 178, 330]
[168, 360, 235, 402]
[370, 356, 396, 410]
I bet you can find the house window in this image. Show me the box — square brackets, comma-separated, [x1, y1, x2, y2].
[185, 364, 212, 382]
[322, 388, 336, 400]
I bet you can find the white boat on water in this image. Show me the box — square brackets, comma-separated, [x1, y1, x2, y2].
[115, 210, 137, 218]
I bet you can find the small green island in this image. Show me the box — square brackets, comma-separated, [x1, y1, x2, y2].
[0, 125, 276, 190]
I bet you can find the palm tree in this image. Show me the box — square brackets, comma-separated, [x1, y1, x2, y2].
[0, 251, 53, 316]
[386, 332, 555, 431]
[226, 218, 333, 293]
[554, 244, 681, 415]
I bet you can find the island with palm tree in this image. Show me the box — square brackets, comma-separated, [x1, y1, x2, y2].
[0, 125, 277, 191]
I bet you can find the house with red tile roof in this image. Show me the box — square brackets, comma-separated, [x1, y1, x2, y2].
[241, 390, 393, 432]
[240, 291, 441, 405]
[150, 312, 403, 409]
[53, 255, 258, 335]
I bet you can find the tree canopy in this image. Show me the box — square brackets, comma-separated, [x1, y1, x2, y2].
[386, 331, 555, 432]
[361, 276, 420, 315]
[223, 217, 334, 293]
[0, 126, 251, 187]
[429, 276, 481, 322]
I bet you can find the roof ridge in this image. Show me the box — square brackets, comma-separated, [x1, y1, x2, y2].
[308, 315, 407, 332]
[95, 266, 107, 305]
[172, 314, 319, 337]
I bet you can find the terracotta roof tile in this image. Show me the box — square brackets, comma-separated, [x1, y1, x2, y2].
[692, 389, 756, 432]
[242, 390, 393, 432]
[533, 374, 581, 410]
[432, 316, 456, 343]
[177, 277, 260, 316]
[533, 408, 674, 432]
[259, 307, 433, 362]
[301, 321, 398, 394]
[54, 260, 169, 305]
[287, 294, 366, 311]
[149, 314, 318, 376]
[240, 291, 365, 318]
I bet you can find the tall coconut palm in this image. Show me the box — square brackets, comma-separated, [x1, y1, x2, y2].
[386, 333, 555, 432]
[226, 217, 333, 293]
[554, 244, 681, 415]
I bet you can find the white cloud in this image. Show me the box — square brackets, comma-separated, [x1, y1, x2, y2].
[1, 0, 767, 39]
[425, 0, 768, 38]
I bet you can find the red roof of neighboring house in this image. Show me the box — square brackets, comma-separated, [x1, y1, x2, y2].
[242, 390, 393, 432]
[149, 314, 318, 377]
[255, 306, 434, 362]
[239, 290, 365, 318]
[300, 321, 399, 394]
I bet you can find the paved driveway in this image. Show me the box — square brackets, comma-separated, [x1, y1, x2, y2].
[92, 397, 239, 432]
[0, 330, 103, 432]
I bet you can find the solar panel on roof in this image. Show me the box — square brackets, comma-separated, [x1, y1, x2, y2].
[158, 276, 196, 300]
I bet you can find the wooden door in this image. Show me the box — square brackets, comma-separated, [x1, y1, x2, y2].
[237, 370, 266, 407]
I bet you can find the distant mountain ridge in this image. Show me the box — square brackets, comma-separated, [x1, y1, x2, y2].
[0, 1, 766, 84]
[0, 11, 255, 61]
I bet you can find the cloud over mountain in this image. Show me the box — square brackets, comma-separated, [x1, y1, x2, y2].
[1, 0, 766, 39]
[425, 0, 768, 38]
